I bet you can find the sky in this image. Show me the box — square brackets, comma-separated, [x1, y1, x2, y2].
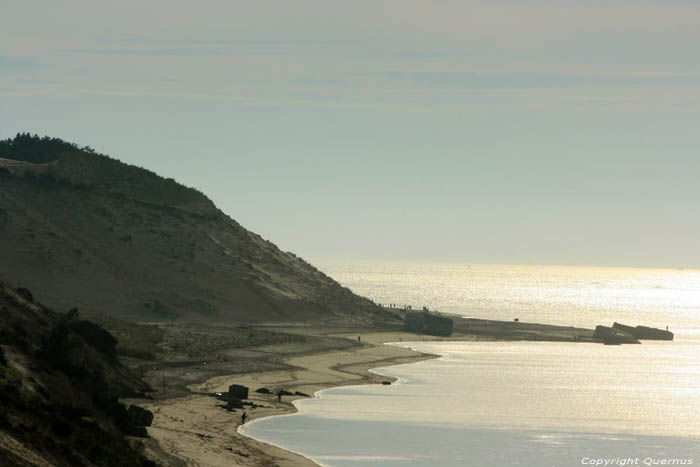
[1, 0, 699, 268]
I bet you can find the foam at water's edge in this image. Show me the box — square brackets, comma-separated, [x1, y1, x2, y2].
[240, 339, 700, 466]
[238, 351, 428, 467]
[239, 419, 330, 467]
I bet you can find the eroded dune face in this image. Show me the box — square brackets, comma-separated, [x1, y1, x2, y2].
[0, 282, 154, 467]
[0, 136, 396, 325]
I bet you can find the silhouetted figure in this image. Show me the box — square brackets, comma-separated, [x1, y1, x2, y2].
[277, 390, 282, 402]
[358, 336, 361, 343]
[241, 412, 247, 424]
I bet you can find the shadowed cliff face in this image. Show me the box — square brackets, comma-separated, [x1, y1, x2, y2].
[0, 281, 154, 467]
[0, 136, 398, 325]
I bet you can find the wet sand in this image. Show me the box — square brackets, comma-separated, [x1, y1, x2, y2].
[136, 331, 438, 466]
[127, 320, 596, 466]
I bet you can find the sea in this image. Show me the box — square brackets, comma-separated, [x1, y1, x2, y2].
[240, 262, 700, 466]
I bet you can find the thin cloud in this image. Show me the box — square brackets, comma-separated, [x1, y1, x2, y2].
[116, 38, 357, 46]
[339, 71, 700, 89]
[0, 57, 39, 71]
[56, 47, 225, 56]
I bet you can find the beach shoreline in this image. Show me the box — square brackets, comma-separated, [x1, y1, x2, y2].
[134, 331, 442, 466]
[124, 318, 599, 466]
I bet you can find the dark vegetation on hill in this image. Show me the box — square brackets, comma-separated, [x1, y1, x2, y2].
[0, 133, 212, 211]
[0, 134, 399, 325]
[0, 133, 82, 164]
[0, 281, 155, 466]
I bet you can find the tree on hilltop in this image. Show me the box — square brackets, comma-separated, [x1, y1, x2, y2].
[0, 133, 85, 164]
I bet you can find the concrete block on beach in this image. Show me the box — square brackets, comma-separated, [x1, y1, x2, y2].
[227, 396, 243, 409]
[403, 311, 454, 336]
[612, 322, 674, 341]
[229, 384, 249, 400]
[127, 405, 154, 427]
[593, 325, 640, 344]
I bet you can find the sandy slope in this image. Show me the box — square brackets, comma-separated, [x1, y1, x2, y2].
[0, 157, 395, 325]
[136, 332, 437, 466]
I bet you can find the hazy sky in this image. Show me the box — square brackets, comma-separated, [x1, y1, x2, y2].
[2, 0, 699, 268]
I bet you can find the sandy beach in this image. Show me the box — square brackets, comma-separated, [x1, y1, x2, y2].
[118, 318, 596, 466]
[134, 331, 440, 466]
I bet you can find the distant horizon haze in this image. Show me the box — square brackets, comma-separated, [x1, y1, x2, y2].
[310, 258, 700, 273]
[2, 0, 698, 269]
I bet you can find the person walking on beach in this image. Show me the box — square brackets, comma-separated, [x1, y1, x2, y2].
[357, 335, 361, 343]
[241, 411, 247, 424]
[277, 390, 282, 402]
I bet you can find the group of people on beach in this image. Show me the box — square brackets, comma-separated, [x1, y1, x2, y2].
[385, 303, 412, 310]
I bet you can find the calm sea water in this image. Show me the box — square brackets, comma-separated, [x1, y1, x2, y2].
[241, 263, 700, 466]
[316, 262, 700, 338]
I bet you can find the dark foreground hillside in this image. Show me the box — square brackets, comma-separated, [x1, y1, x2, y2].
[0, 281, 154, 466]
[0, 134, 397, 325]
